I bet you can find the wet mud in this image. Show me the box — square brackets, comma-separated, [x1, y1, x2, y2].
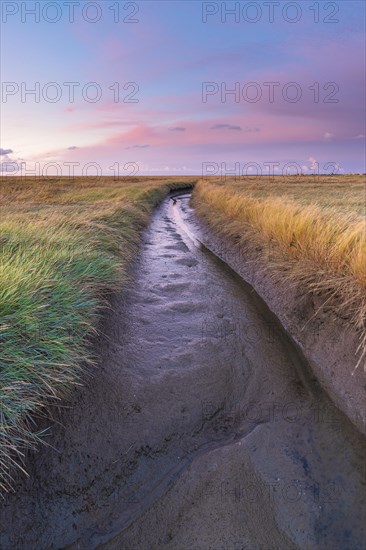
[0, 193, 365, 549]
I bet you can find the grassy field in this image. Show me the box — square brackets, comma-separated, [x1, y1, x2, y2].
[1, 174, 365, 492]
[0, 176, 195, 492]
[210, 175, 366, 217]
[192, 175, 366, 368]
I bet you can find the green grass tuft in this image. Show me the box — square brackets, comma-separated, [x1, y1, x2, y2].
[0, 177, 195, 492]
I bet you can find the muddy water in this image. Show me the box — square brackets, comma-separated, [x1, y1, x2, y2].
[1, 193, 365, 549]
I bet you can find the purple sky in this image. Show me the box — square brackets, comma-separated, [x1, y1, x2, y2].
[1, 0, 365, 176]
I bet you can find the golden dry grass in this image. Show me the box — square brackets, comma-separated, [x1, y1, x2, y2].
[193, 176, 366, 369]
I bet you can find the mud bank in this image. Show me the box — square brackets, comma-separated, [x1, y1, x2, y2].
[0, 193, 365, 549]
[190, 192, 366, 438]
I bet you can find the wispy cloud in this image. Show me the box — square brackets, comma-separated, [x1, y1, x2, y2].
[169, 127, 186, 132]
[0, 149, 23, 172]
[210, 124, 242, 131]
[308, 157, 318, 169]
[125, 144, 150, 149]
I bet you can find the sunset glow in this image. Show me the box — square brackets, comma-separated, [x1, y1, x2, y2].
[1, 1, 365, 175]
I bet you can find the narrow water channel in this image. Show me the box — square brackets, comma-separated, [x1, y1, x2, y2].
[0, 193, 365, 550]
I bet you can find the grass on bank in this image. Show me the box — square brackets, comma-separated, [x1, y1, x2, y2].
[192, 176, 366, 369]
[0, 177, 195, 492]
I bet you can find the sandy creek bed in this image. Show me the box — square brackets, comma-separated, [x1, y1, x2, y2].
[0, 193, 365, 549]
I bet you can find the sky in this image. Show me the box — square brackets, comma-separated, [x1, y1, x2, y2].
[1, 0, 365, 176]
